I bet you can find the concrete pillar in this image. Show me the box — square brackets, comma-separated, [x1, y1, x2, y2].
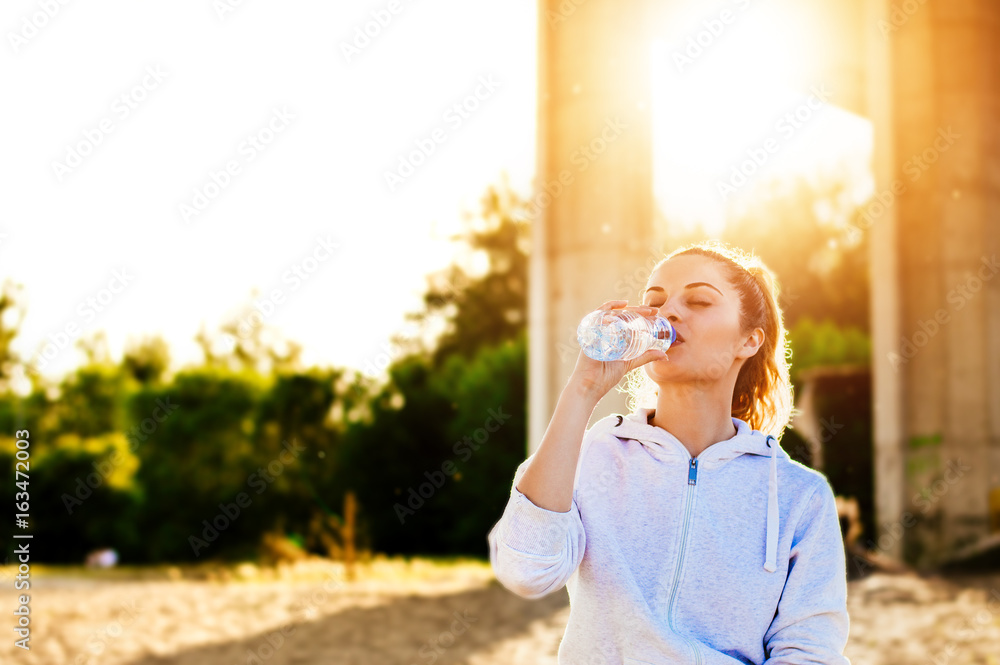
[529, 0, 657, 453]
[865, 0, 908, 563]
[887, 0, 1000, 566]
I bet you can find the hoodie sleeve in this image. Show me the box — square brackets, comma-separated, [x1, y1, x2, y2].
[763, 479, 851, 665]
[487, 453, 587, 600]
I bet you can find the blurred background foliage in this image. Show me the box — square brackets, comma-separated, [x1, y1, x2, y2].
[0, 173, 870, 564]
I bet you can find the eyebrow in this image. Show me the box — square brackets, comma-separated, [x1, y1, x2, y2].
[644, 282, 724, 297]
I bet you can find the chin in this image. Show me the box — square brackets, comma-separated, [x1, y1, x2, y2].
[643, 362, 673, 382]
[645, 358, 700, 385]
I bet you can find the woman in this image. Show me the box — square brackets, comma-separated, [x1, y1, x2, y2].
[487, 242, 851, 664]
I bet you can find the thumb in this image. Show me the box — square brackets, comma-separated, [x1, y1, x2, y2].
[647, 347, 669, 362]
[626, 347, 668, 372]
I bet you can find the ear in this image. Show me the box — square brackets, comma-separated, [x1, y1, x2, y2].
[736, 327, 765, 360]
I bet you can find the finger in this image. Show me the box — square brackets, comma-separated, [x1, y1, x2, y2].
[624, 305, 660, 316]
[630, 348, 668, 369]
[598, 300, 628, 310]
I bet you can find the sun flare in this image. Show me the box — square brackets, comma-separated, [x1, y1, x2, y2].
[649, 5, 873, 234]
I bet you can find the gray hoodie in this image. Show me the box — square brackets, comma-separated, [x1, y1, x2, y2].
[487, 407, 851, 664]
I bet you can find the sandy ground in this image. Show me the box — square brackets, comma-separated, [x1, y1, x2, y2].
[0, 558, 998, 665]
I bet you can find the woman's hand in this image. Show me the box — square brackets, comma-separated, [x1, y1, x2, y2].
[566, 299, 669, 402]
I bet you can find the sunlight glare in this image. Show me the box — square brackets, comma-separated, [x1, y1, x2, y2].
[650, 5, 873, 235]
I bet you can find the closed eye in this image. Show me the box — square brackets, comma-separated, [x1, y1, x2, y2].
[646, 301, 710, 307]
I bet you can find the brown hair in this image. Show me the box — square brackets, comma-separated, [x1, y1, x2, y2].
[621, 240, 794, 438]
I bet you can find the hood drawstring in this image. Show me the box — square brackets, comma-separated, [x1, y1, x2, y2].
[764, 434, 779, 572]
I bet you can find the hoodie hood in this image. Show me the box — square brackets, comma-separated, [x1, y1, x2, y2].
[608, 407, 788, 573]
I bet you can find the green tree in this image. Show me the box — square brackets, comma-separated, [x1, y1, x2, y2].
[128, 367, 266, 561]
[194, 301, 304, 376]
[338, 179, 533, 556]
[407, 181, 531, 368]
[431, 330, 527, 553]
[335, 330, 527, 556]
[335, 353, 455, 554]
[249, 368, 349, 549]
[0, 279, 27, 392]
[123, 334, 171, 384]
[787, 316, 870, 382]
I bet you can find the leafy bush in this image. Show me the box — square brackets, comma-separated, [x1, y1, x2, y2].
[788, 316, 870, 382]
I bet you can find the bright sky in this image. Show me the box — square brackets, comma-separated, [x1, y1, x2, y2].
[2, 0, 873, 388]
[1, 0, 537, 384]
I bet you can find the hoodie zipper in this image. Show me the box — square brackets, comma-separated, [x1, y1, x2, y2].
[665, 457, 702, 665]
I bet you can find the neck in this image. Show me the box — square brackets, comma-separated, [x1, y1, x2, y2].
[648, 383, 739, 458]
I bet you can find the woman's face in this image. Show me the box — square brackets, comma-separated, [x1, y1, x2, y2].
[641, 254, 763, 384]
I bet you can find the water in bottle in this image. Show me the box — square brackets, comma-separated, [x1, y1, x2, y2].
[577, 309, 676, 361]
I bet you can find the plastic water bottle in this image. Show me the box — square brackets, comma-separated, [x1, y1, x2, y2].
[576, 309, 676, 361]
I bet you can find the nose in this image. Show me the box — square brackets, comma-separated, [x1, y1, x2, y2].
[657, 297, 681, 325]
